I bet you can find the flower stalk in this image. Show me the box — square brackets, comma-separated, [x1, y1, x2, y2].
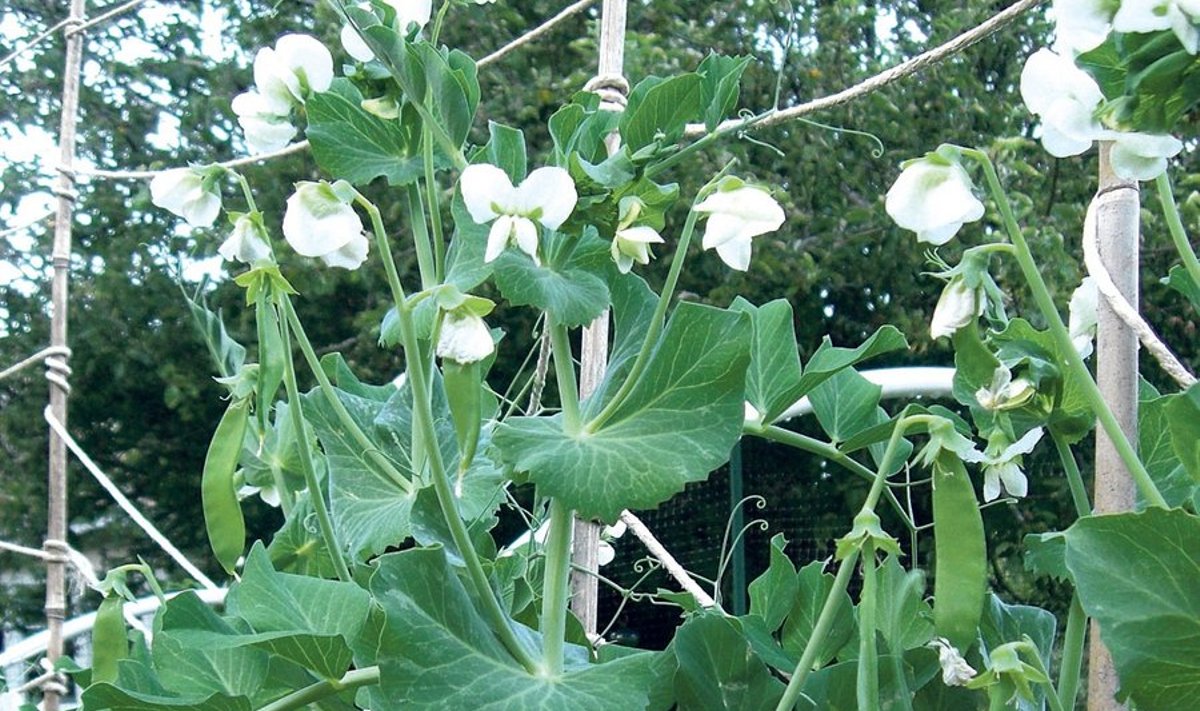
[961, 147, 1167, 508]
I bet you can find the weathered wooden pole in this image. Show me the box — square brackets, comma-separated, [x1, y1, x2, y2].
[1086, 141, 1139, 711]
[569, 0, 627, 637]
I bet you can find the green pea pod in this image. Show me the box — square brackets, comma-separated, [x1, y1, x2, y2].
[255, 293, 285, 432]
[932, 453, 987, 651]
[203, 397, 249, 574]
[443, 360, 482, 489]
[91, 595, 127, 683]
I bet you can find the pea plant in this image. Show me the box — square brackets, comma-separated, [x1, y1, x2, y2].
[55, 1, 1200, 710]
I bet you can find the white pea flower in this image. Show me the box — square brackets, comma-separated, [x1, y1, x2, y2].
[150, 167, 222, 228]
[929, 637, 977, 686]
[979, 428, 1045, 502]
[231, 91, 299, 154]
[252, 34, 334, 113]
[1107, 132, 1184, 181]
[1068, 276, 1099, 359]
[694, 181, 786, 271]
[611, 225, 664, 273]
[975, 365, 1036, 412]
[1113, 0, 1200, 54]
[459, 163, 578, 266]
[1020, 48, 1106, 157]
[885, 157, 983, 245]
[341, 0, 433, 62]
[1052, 0, 1115, 55]
[282, 182, 370, 270]
[930, 275, 985, 340]
[598, 540, 616, 566]
[437, 311, 494, 364]
[218, 214, 273, 264]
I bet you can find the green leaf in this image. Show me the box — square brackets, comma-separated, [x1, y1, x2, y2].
[730, 298, 802, 423]
[747, 533, 799, 633]
[875, 555, 934, 653]
[150, 593, 270, 703]
[780, 560, 856, 667]
[991, 318, 1093, 442]
[267, 492, 341, 578]
[492, 232, 611, 328]
[979, 593, 1057, 670]
[786, 325, 908, 402]
[1065, 508, 1200, 711]
[221, 545, 372, 679]
[493, 302, 750, 521]
[1022, 531, 1069, 583]
[809, 368, 882, 444]
[697, 53, 751, 131]
[83, 675, 251, 711]
[369, 546, 658, 709]
[183, 292, 246, 380]
[1165, 383, 1200, 483]
[1140, 386, 1197, 508]
[549, 92, 620, 164]
[672, 613, 785, 711]
[485, 121, 527, 183]
[307, 79, 423, 186]
[303, 384, 417, 562]
[619, 73, 704, 151]
[1163, 264, 1200, 310]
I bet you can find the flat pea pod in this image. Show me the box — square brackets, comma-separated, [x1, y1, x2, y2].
[91, 595, 127, 683]
[203, 397, 249, 574]
[932, 453, 987, 652]
[255, 293, 286, 433]
[443, 360, 482, 491]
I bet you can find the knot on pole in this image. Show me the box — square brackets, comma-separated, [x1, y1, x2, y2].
[43, 537, 100, 591]
[44, 346, 72, 394]
[583, 73, 629, 110]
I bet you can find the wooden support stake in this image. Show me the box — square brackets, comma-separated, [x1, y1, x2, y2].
[1087, 142, 1139, 711]
[570, 0, 628, 637]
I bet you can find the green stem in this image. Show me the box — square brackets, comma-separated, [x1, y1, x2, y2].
[423, 126, 447, 283]
[549, 318, 581, 431]
[429, 0, 452, 45]
[964, 148, 1166, 508]
[1156, 172, 1200, 292]
[282, 298, 414, 495]
[405, 185, 436, 290]
[585, 209, 701, 432]
[1025, 645, 1069, 711]
[774, 548, 860, 711]
[750, 424, 915, 531]
[257, 666, 380, 711]
[278, 304, 353, 583]
[1056, 594, 1086, 711]
[856, 546, 879, 711]
[1051, 429, 1091, 518]
[354, 194, 408, 314]
[392, 294, 541, 674]
[540, 498, 574, 676]
[645, 110, 773, 181]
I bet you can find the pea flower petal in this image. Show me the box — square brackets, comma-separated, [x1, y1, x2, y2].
[459, 163, 577, 265]
[930, 275, 985, 340]
[695, 183, 785, 271]
[150, 168, 222, 228]
[1113, 0, 1200, 53]
[1068, 276, 1099, 359]
[1052, 0, 1114, 54]
[282, 182, 367, 269]
[611, 225, 664, 273]
[885, 159, 983, 245]
[980, 428, 1044, 502]
[437, 311, 495, 364]
[253, 34, 333, 112]
[1107, 132, 1184, 181]
[231, 91, 299, 153]
[219, 214, 272, 264]
[930, 637, 977, 686]
[1020, 48, 1105, 157]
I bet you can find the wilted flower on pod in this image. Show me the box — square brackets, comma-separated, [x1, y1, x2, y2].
[436, 311, 494, 364]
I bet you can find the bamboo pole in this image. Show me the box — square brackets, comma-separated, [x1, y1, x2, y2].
[569, 0, 628, 637]
[1086, 142, 1139, 711]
